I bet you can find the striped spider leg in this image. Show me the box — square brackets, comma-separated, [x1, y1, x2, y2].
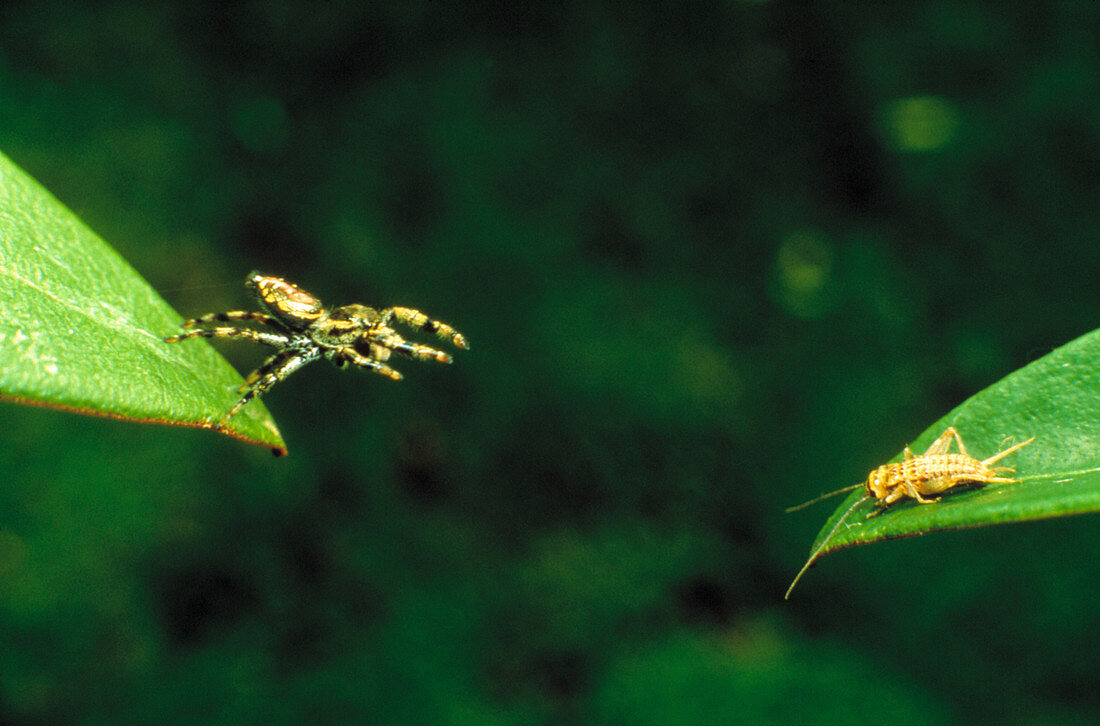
[165, 314, 308, 428]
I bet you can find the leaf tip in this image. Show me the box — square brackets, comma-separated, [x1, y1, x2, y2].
[784, 555, 819, 600]
[209, 413, 288, 457]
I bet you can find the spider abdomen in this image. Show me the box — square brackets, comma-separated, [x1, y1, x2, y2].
[249, 272, 325, 329]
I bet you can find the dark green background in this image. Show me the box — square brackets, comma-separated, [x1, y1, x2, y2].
[1, 2, 1098, 724]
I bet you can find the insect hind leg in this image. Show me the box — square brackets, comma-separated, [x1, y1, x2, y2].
[921, 426, 967, 457]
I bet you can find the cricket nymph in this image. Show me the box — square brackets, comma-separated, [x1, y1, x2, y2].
[784, 426, 1035, 598]
[786, 426, 1035, 520]
[862, 427, 1034, 513]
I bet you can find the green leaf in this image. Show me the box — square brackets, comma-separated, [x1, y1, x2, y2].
[786, 327, 1100, 597]
[0, 150, 286, 455]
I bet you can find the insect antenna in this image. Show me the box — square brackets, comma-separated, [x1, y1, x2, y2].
[785, 493, 870, 599]
[785, 483, 863, 513]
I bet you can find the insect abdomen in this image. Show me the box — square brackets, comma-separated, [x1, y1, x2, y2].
[898, 454, 983, 481]
[867, 453, 987, 500]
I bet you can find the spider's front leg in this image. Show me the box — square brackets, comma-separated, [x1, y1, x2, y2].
[383, 307, 469, 350]
[369, 328, 455, 364]
[331, 347, 403, 381]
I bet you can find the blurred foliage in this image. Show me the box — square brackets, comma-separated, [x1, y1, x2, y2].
[1, 1, 1099, 724]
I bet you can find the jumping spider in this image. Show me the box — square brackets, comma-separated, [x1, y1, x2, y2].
[166, 272, 468, 427]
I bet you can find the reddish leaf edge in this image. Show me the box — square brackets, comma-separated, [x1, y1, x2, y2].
[784, 497, 1097, 599]
[0, 391, 288, 457]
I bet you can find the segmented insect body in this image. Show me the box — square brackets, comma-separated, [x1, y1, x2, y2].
[863, 427, 1034, 511]
[165, 272, 469, 428]
[784, 427, 1034, 599]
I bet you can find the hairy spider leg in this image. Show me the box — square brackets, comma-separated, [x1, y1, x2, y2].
[221, 347, 323, 425]
[369, 328, 454, 364]
[180, 311, 279, 329]
[383, 307, 469, 349]
[164, 327, 293, 347]
[335, 347, 404, 381]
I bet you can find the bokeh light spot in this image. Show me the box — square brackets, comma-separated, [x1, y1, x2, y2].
[771, 230, 834, 318]
[883, 95, 959, 152]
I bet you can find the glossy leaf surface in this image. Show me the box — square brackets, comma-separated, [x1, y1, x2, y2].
[788, 327, 1100, 596]
[0, 150, 286, 454]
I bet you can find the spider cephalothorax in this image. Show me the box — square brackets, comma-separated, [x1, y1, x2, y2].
[166, 272, 468, 427]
